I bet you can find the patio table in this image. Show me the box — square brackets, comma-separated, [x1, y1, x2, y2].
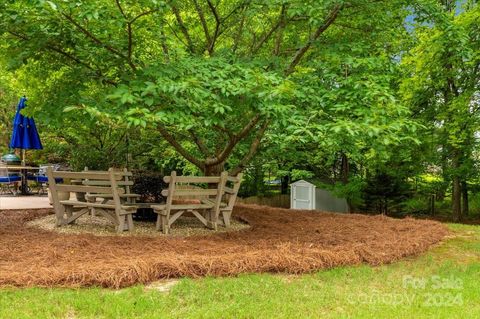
[6, 165, 40, 195]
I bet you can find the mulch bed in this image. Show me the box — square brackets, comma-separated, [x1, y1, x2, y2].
[0, 204, 448, 288]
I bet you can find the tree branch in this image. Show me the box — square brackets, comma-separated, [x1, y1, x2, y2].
[165, 20, 189, 47]
[213, 124, 234, 139]
[210, 114, 261, 165]
[157, 125, 205, 169]
[274, 4, 288, 56]
[114, 0, 128, 19]
[171, 5, 195, 53]
[285, 4, 342, 75]
[192, 0, 211, 51]
[114, 0, 134, 65]
[215, 1, 250, 40]
[126, 23, 133, 64]
[130, 9, 159, 24]
[189, 129, 210, 156]
[114, 0, 134, 66]
[61, 12, 137, 71]
[221, 1, 249, 24]
[230, 120, 270, 175]
[232, 16, 245, 53]
[235, 113, 262, 140]
[7, 30, 117, 85]
[206, 0, 221, 54]
[160, 28, 170, 62]
[114, 1, 157, 70]
[251, 5, 286, 54]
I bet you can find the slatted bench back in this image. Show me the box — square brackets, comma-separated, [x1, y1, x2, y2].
[47, 168, 124, 213]
[82, 167, 133, 191]
[162, 171, 227, 209]
[222, 173, 244, 211]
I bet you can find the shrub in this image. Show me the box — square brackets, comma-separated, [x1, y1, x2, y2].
[132, 170, 166, 203]
[402, 197, 428, 214]
[131, 170, 166, 221]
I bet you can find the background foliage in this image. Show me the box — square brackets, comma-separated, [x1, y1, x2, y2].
[0, 0, 478, 219]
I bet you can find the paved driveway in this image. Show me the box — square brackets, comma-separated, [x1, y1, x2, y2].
[0, 196, 51, 210]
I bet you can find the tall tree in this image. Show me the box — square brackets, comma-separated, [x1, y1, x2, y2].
[401, 2, 480, 220]
[1, 0, 414, 175]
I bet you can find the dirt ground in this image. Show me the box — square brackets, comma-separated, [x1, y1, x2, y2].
[27, 213, 250, 237]
[0, 204, 448, 288]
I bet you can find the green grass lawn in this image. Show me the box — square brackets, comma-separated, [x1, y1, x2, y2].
[1, 223, 479, 319]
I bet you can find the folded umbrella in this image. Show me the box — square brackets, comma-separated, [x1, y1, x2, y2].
[9, 96, 43, 151]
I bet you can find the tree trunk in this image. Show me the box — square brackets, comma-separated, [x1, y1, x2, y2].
[462, 181, 469, 217]
[204, 162, 225, 176]
[436, 184, 447, 202]
[430, 194, 436, 216]
[281, 175, 290, 195]
[452, 176, 462, 221]
[340, 153, 352, 213]
[438, 147, 448, 201]
[451, 151, 462, 222]
[341, 153, 349, 184]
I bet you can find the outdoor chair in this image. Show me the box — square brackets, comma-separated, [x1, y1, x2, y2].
[27, 164, 62, 194]
[0, 165, 21, 195]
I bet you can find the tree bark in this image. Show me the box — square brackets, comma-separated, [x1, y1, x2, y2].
[204, 162, 225, 176]
[285, 4, 342, 75]
[461, 181, 469, 217]
[452, 177, 462, 221]
[281, 175, 290, 195]
[451, 152, 462, 221]
[341, 153, 349, 184]
[340, 153, 352, 213]
[430, 194, 436, 216]
[230, 120, 269, 176]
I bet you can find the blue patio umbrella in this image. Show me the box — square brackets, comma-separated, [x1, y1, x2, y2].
[9, 97, 43, 165]
[6, 96, 43, 194]
[9, 96, 43, 151]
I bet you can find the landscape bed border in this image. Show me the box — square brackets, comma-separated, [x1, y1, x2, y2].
[0, 204, 448, 288]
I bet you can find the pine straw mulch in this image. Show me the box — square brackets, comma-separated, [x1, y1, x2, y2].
[0, 204, 448, 289]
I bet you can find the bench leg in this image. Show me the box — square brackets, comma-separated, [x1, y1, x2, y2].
[205, 209, 218, 231]
[87, 198, 96, 217]
[163, 217, 169, 234]
[206, 220, 218, 231]
[155, 214, 161, 230]
[116, 215, 126, 233]
[222, 210, 232, 228]
[55, 216, 64, 227]
[126, 213, 134, 231]
[202, 210, 211, 221]
[157, 214, 170, 235]
[55, 205, 66, 226]
[155, 211, 169, 234]
[65, 205, 73, 220]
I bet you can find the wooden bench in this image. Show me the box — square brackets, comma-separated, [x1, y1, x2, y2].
[82, 167, 140, 205]
[47, 168, 137, 233]
[152, 171, 243, 234]
[152, 171, 228, 234]
[203, 173, 243, 227]
[82, 168, 165, 211]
